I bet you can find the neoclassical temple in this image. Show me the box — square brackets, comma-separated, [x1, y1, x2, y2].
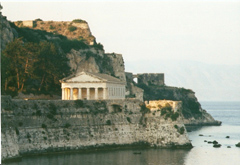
[60, 72, 126, 100]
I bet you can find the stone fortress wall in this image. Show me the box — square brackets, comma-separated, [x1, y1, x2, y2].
[125, 72, 165, 101]
[22, 20, 35, 27]
[134, 73, 165, 86]
[126, 72, 164, 86]
[1, 96, 191, 162]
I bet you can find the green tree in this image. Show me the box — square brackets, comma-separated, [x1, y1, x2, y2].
[34, 41, 70, 93]
[2, 39, 70, 95]
[2, 38, 37, 92]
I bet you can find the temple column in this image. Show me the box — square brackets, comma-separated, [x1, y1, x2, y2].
[78, 88, 82, 99]
[103, 88, 107, 99]
[87, 88, 90, 100]
[62, 88, 65, 100]
[95, 88, 98, 100]
[70, 88, 73, 100]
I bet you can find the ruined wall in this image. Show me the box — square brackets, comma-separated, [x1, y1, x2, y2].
[22, 21, 34, 27]
[1, 96, 191, 162]
[137, 73, 164, 86]
[125, 72, 144, 101]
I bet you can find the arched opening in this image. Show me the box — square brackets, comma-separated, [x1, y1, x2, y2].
[133, 77, 138, 83]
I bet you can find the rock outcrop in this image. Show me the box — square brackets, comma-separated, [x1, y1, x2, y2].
[0, 14, 15, 50]
[136, 85, 221, 126]
[1, 96, 192, 162]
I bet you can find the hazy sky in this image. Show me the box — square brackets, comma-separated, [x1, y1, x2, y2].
[1, 1, 240, 101]
[2, 0, 240, 66]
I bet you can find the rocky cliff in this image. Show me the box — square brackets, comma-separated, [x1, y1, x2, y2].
[1, 96, 192, 162]
[136, 85, 221, 126]
[0, 14, 15, 50]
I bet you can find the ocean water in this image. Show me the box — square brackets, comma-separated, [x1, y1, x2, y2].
[3, 102, 240, 165]
[185, 102, 240, 165]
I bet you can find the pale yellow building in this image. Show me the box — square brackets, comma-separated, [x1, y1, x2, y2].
[60, 72, 125, 100]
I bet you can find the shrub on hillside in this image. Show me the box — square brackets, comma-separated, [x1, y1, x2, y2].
[72, 19, 86, 23]
[49, 25, 55, 30]
[68, 25, 77, 32]
[178, 126, 185, 135]
[106, 120, 111, 125]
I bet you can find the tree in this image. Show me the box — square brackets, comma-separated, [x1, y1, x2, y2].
[3, 38, 37, 92]
[2, 38, 70, 96]
[34, 41, 70, 93]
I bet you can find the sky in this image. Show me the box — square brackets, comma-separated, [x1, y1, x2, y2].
[1, 0, 240, 101]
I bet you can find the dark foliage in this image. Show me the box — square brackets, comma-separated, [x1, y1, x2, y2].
[75, 100, 84, 108]
[106, 120, 111, 125]
[68, 25, 77, 32]
[72, 19, 87, 23]
[139, 103, 150, 114]
[64, 123, 71, 128]
[41, 124, 47, 129]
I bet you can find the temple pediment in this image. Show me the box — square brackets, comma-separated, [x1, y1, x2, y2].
[65, 74, 102, 82]
[60, 72, 125, 84]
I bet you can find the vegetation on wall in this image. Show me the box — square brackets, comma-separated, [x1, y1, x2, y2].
[159, 103, 180, 121]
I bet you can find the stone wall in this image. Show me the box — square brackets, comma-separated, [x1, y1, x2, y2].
[1, 96, 192, 162]
[22, 21, 34, 27]
[125, 72, 144, 101]
[145, 100, 182, 112]
[136, 73, 164, 86]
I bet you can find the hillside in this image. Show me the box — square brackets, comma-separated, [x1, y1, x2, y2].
[1, 15, 220, 126]
[1, 16, 126, 98]
[14, 19, 95, 45]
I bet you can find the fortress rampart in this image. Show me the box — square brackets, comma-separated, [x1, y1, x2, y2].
[1, 96, 191, 162]
[126, 72, 165, 86]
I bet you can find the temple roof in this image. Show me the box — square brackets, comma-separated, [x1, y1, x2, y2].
[60, 71, 125, 84]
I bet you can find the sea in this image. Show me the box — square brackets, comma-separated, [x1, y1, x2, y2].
[3, 101, 240, 165]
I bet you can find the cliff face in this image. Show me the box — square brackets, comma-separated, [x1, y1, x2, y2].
[67, 50, 126, 82]
[1, 96, 192, 161]
[0, 15, 15, 50]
